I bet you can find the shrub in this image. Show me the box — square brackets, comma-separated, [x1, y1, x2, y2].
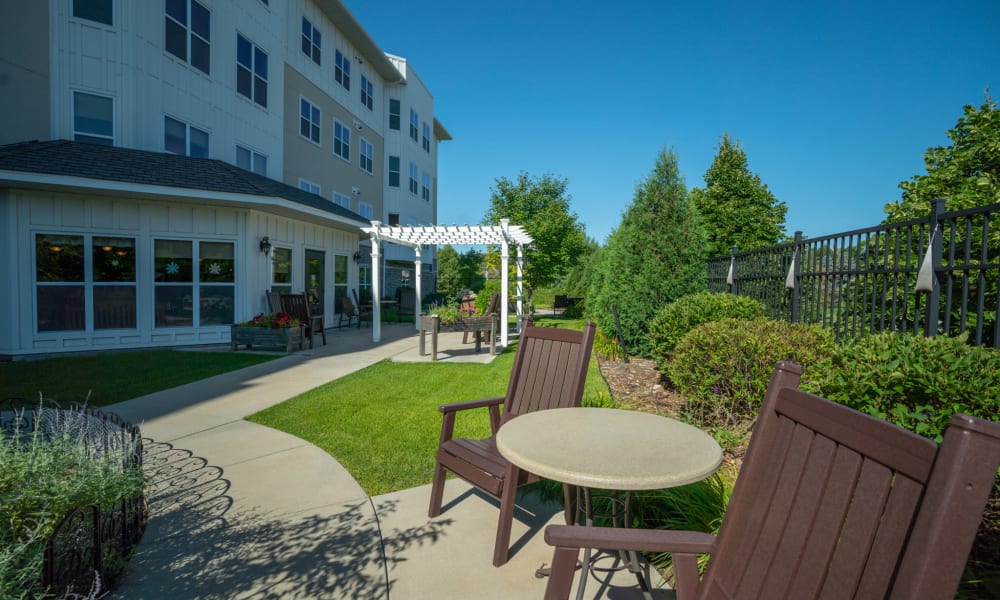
[649, 293, 766, 372]
[591, 327, 622, 361]
[802, 331, 1000, 441]
[475, 280, 501, 314]
[669, 319, 835, 430]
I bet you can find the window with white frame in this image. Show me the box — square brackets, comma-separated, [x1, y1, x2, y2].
[361, 76, 373, 110]
[299, 97, 321, 144]
[73, 91, 114, 146]
[359, 202, 373, 220]
[333, 119, 350, 161]
[34, 233, 137, 332]
[236, 145, 266, 176]
[333, 191, 351, 209]
[298, 178, 320, 195]
[164, 115, 208, 157]
[236, 34, 268, 107]
[422, 122, 430, 152]
[359, 138, 373, 174]
[271, 246, 291, 294]
[334, 50, 350, 91]
[301, 17, 321, 65]
[389, 99, 400, 130]
[409, 109, 419, 142]
[422, 172, 430, 201]
[73, 0, 112, 25]
[408, 162, 418, 195]
[165, 0, 210, 75]
[388, 156, 400, 187]
[154, 239, 235, 327]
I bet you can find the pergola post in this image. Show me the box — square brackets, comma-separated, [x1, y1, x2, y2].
[413, 246, 423, 331]
[369, 222, 382, 343]
[516, 244, 524, 334]
[500, 220, 510, 347]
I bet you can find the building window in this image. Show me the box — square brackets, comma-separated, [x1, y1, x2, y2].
[388, 212, 399, 226]
[154, 239, 234, 327]
[333, 119, 350, 161]
[299, 97, 321, 144]
[388, 156, 400, 187]
[73, 0, 112, 25]
[409, 109, 419, 142]
[236, 34, 268, 108]
[334, 50, 350, 91]
[73, 91, 114, 146]
[165, 0, 210, 75]
[236, 145, 266, 176]
[301, 17, 321, 65]
[165, 116, 208, 157]
[389, 99, 400, 130]
[271, 247, 291, 294]
[408, 162, 418, 195]
[359, 138, 373, 174]
[361, 76, 373, 111]
[34, 234, 137, 332]
[298, 178, 320, 195]
[422, 122, 431, 152]
[422, 172, 430, 201]
[359, 202, 373, 220]
[333, 191, 351, 209]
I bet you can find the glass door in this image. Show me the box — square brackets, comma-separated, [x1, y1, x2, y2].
[305, 249, 324, 315]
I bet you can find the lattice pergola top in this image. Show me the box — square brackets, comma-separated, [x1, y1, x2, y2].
[361, 221, 533, 248]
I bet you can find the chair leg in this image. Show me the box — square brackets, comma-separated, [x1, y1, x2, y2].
[428, 461, 447, 518]
[493, 464, 521, 567]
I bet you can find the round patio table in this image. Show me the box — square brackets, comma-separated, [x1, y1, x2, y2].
[496, 407, 722, 599]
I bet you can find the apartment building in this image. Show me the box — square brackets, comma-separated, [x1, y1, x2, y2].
[0, 0, 449, 358]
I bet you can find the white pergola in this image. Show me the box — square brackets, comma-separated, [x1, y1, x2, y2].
[360, 218, 534, 346]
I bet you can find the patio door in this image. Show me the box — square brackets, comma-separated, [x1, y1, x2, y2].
[305, 249, 324, 315]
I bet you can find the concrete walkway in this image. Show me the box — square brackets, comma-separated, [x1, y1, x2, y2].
[106, 323, 669, 599]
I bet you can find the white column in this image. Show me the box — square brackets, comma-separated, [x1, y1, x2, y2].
[516, 244, 524, 334]
[500, 220, 510, 347]
[370, 223, 382, 343]
[413, 246, 423, 331]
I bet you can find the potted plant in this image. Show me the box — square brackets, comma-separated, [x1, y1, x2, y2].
[230, 312, 303, 353]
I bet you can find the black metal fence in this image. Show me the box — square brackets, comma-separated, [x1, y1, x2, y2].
[708, 198, 1000, 347]
[1, 398, 146, 598]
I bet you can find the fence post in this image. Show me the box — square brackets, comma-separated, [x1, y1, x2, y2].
[923, 198, 946, 338]
[790, 231, 803, 323]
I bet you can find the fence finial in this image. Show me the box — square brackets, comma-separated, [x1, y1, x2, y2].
[916, 225, 939, 293]
[785, 248, 798, 289]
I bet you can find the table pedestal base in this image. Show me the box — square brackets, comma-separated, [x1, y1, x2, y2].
[573, 488, 654, 600]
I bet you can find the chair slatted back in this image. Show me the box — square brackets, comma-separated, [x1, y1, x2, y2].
[700, 362, 999, 600]
[266, 291, 282, 313]
[501, 320, 595, 425]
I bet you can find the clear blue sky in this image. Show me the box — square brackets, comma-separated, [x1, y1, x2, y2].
[344, 0, 999, 245]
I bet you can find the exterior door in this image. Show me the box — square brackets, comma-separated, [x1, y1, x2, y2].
[305, 249, 324, 316]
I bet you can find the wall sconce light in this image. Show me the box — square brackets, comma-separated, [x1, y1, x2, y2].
[259, 236, 272, 255]
[353, 250, 362, 263]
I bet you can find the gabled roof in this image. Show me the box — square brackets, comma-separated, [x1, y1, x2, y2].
[0, 140, 369, 226]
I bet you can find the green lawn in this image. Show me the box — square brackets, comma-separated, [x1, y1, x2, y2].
[0, 350, 277, 407]
[249, 317, 610, 495]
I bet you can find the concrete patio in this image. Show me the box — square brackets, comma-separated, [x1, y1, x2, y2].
[105, 322, 670, 599]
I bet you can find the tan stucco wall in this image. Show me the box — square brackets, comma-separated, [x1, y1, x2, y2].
[0, 2, 50, 145]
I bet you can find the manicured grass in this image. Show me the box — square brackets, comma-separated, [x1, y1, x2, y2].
[0, 350, 277, 407]
[249, 316, 609, 496]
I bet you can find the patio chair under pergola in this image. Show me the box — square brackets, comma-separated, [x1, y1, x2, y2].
[360, 219, 533, 346]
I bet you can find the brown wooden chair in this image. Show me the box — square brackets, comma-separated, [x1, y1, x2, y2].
[543, 361, 1000, 600]
[266, 291, 282, 313]
[279, 293, 326, 348]
[338, 296, 359, 329]
[428, 318, 597, 567]
[352, 289, 372, 327]
[464, 291, 501, 344]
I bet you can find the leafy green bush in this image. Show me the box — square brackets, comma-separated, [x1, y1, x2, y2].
[591, 327, 622, 361]
[475, 280, 501, 314]
[649, 293, 766, 372]
[1, 408, 145, 598]
[803, 331, 1000, 441]
[669, 319, 835, 429]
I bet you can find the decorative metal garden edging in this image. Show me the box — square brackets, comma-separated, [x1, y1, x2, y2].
[1, 398, 147, 598]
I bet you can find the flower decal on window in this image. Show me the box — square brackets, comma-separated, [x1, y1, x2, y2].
[165, 261, 180, 275]
[209, 262, 221, 275]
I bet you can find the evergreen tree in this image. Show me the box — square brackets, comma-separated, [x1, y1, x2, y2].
[435, 245, 462, 301]
[587, 148, 708, 356]
[691, 133, 787, 257]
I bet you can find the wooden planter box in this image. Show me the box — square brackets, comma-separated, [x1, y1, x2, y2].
[230, 325, 303, 353]
[419, 314, 496, 361]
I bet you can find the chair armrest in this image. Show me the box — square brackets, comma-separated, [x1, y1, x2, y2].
[437, 396, 505, 414]
[544, 525, 716, 555]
